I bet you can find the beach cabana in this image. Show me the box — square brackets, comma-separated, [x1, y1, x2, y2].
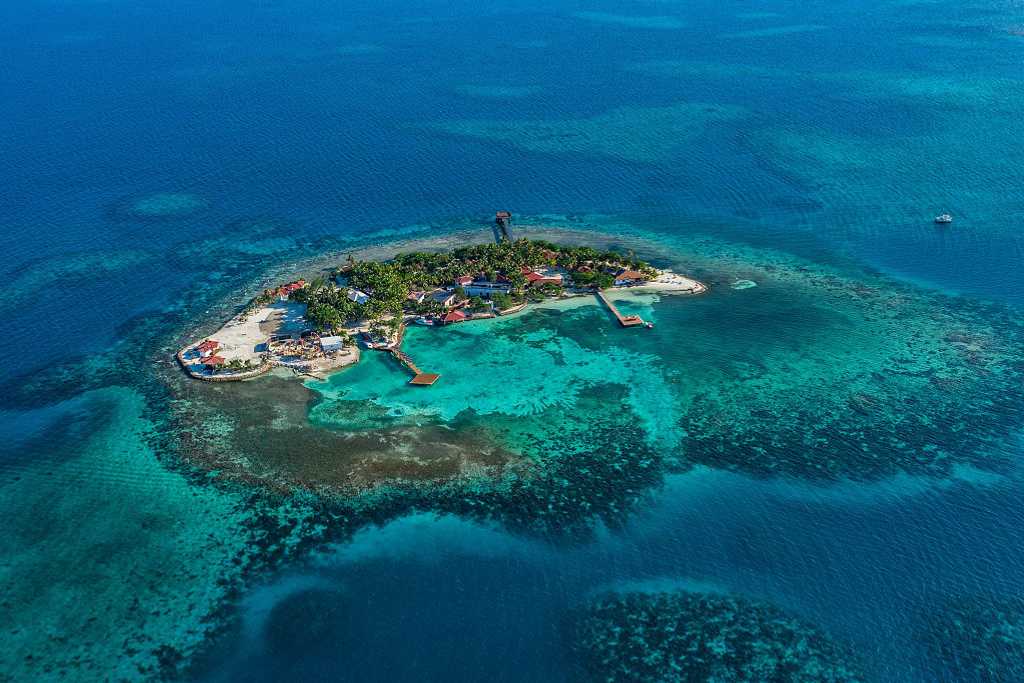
[201, 355, 226, 371]
[196, 340, 220, 357]
[442, 309, 466, 325]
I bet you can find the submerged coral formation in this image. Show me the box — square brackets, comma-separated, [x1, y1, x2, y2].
[569, 591, 864, 682]
[671, 235, 1024, 481]
[166, 225, 1024, 540]
[921, 595, 1024, 682]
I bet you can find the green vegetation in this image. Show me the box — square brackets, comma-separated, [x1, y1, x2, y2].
[490, 292, 516, 310]
[287, 239, 654, 329]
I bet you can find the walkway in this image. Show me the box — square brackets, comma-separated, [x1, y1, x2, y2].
[386, 322, 441, 385]
[595, 290, 646, 327]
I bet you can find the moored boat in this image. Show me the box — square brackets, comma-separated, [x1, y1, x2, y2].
[935, 213, 953, 224]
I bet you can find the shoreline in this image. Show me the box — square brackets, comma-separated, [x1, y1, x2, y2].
[175, 225, 708, 383]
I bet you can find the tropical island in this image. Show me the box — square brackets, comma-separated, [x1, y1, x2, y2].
[177, 222, 706, 385]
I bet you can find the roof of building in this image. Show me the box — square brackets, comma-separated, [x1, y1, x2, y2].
[432, 290, 456, 302]
[202, 355, 226, 365]
[347, 289, 370, 301]
[615, 269, 647, 281]
[443, 309, 467, 323]
[320, 335, 344, 346]
[456, 275, 474, 285]
[196, 340, 219, 352]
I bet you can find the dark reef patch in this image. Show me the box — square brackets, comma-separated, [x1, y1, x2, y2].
[568, 591, 865, 682]
[263, 587, 351, 656]
[920, 595, 1024, 682]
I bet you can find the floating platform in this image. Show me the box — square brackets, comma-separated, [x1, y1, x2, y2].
[409, 373, 441, 386]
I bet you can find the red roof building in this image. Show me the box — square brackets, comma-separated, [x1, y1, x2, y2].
[522, 268, 563, 286]
[196, 340, 219, 355]
[614, 269, 647, 285]
[443, 309, 467, 324]
[202, 355, 226, 366]
[455, 275, 474, 286]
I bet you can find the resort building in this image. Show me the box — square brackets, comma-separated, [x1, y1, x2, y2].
[432, 290, 458, 308]
[443, 309, 467, 325]
[275, 280, 307, 299]
[320, 336, 346, 353]
[455, 275, 474, 287]
[201, 355, 225, 370]
[347, 289, 370, 305]
[463, 281, 512, 297]
[522, 267, 564, 287]
[614, 269, 648, 286]
[196, 339, 219, 357]
[407, 290, 427, 304]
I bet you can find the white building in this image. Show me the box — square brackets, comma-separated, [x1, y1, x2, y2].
[463, 281, 512, 297]
[347, 289, 370, 305]
[431, 290, 458, 307]
[320, 336, 346, 352]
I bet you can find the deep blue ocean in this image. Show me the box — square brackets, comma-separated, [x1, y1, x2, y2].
[4, 0, 1024, 680]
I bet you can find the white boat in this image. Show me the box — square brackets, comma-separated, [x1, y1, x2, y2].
[414, 316, 435, 326]
[935, 213, 953, 224]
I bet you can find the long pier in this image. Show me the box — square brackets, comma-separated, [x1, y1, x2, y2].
[385, 323, 440, 385]
[595, 290, 646, 327]
[495, 210, 513, 242]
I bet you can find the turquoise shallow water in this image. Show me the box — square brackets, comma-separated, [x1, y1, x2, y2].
[4, 0, 1024, 680]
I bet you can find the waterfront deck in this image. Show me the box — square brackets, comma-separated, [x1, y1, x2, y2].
[392, 349, 441, 385]
[595, 290, 646, 327]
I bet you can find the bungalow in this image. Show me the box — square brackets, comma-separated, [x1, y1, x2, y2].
[614, 269, 648, 287]
[407, 290, 427, 304]
[275, 280, 307, 299]
[347, 289, 370, 305]
[442, 309, 467, 325]
[196, 339, 219, 357]
[320, 336, 345, 353]
[431, 290, 458, 308]
[455, 275, 474, 287]
[201, 355, 226, 369]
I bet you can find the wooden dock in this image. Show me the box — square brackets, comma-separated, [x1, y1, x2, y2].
[595, 290, 645, 327]
[390, 349, 440, 385]
[495, 210, 513, 242]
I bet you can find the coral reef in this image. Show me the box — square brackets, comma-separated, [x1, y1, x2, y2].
[921, 595, 1024, 682]
[569, 591, 864, 682]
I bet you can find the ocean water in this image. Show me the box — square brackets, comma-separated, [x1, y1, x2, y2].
[4, 0, 1024, 680]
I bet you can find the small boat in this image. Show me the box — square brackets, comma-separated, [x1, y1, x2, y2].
[646, 322, 654, 329]
[414, 316, 435, 326]
[935, 213, 953, 224]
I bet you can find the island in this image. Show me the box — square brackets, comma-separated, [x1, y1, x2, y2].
[177, 223, 706, 384]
